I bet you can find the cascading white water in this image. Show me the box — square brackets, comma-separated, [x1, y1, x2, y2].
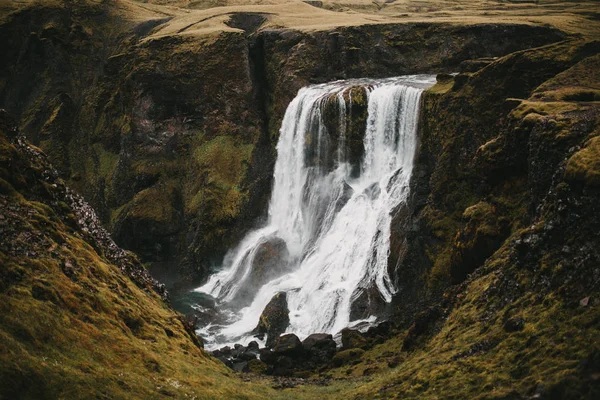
[197, 75, 436, 350]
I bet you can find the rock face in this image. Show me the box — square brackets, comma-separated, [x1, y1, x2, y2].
[0, 0, 567, 282]
[387, 38, 600, 329]
[254, 292, 290, 348]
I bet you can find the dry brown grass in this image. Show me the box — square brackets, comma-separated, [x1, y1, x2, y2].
[122, 0, 600, 38]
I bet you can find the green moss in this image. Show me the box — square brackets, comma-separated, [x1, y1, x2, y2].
[187, 135, 252, 221]
[426, 79, 453, 95]
[127, 184, 177, 224]
[511, 100, 582, 120]
[332, 349, 365, 367]
[565, 136, 600, 186]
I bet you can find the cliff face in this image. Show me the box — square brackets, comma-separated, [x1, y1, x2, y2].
[388, 39, 600, 326]
[0, 0, 566, 281]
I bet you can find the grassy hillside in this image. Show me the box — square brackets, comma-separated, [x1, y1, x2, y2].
[0, 114, 282, 399]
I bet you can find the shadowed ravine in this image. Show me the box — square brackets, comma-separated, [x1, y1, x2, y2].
[195, 75, 436, 349]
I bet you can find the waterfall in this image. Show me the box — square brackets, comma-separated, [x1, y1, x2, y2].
[197, 75, 436, 349]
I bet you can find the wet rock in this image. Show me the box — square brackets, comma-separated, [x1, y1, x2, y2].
[436, 73, 453, 83]
[349, 285, 387, 321]
[234, 238, 290, 305]
[334, 181, 354, 213]
[341, 328, 367, 350]
[363, 182, 381, 200]
[239, 346, 259, 361]
[254, 292, 290, 348]
[259, 347, 277, 365]
[232, 360, 248, 372]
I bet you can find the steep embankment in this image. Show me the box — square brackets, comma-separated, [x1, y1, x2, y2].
[0, 112, 282, 399]
[0, 0, 568, 283]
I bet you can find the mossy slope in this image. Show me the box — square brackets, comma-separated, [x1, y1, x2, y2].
[0, 114, 280, 399]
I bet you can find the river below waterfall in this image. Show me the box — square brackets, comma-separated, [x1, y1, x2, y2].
[188, 75, 436, 350]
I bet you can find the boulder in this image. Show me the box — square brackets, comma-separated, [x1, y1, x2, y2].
[302, 333, 337, 363]
[271, 355, 295, 376]
[259, 347, 277, 365]
[254, 292, 290, 348]
[272, 333, 303, 356]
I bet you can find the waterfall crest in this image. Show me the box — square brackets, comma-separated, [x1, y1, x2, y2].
[197, 75, 436, 349]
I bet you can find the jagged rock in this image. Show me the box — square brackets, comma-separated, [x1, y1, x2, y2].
[254, 292, 290, 348]
[363, 182, 381, 200]
[341, 328, 367, 350]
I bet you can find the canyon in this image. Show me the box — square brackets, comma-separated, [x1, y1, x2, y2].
[1, 0, 599, 399]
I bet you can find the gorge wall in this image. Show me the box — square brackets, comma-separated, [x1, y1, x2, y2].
[0, 0, 567, 283]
